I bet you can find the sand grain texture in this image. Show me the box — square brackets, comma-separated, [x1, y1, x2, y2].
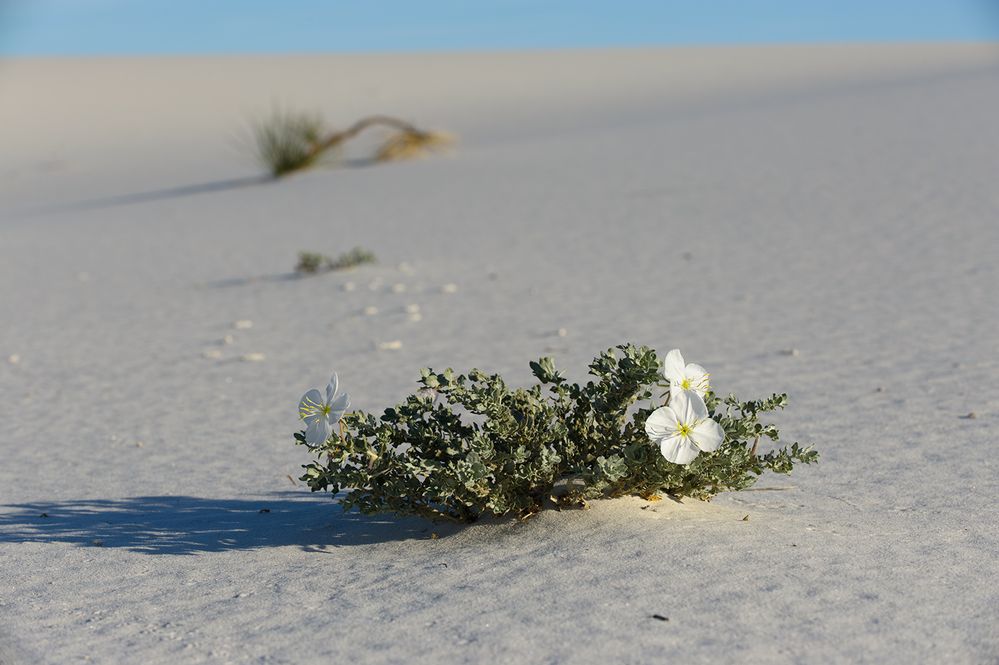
[1, 45, 998, 663]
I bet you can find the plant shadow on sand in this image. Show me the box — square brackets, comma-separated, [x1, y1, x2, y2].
[199, 272, 305, 289]
[15, 158, 382, 218]
[0, 493, 457, 555]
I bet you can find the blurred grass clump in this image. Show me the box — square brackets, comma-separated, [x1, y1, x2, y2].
[253, 111, 327, 177]
[296, 247, 377, 275]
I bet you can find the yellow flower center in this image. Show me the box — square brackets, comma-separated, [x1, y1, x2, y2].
[677, 423, 692, 438]
[681, 378, 691, 390]
[320, 404, 332, 416]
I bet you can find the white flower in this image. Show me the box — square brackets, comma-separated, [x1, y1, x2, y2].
[662, 348, 710, 399]
[645, 390, 724, 465]
[299, 372, 351, 446]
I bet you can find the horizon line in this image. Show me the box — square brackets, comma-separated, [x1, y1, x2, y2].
[4, 38, 998, 61]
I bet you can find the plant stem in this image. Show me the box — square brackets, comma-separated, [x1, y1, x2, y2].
[306, 115, 425, 163]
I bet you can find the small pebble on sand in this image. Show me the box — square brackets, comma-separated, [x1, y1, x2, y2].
[391, 283, 407, 293]
[7, 354, 20, 364]
[397, 262, 414, 274]
[378, 340, 403, 351]
[240, 353, 266, 362]
[234, 320, 253, 330]
[441, 283, 458, 294]
[780, 348, 800, 357]
[405, 304, 421, 314]
[221, 335, 235, 345]
[557, 328, 568, 337]
[202, 349, 223, 359]
[408, 313, 423, 322]
[363, 306, 379, 316]
[342, 281, 356, 292]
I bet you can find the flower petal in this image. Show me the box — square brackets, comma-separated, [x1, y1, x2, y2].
[330, 391, 350, 413]
[299, 389, 324, 420]
[663, 349, 685, 383]
[328, 392, 351, 423]
[689, 418, 724, 453]
[660, 434, 700, 465]
[645, 406, 678, 439]
[669, 389, 704, 425]
[684, 390, 709, 422]
[685, 363, 710, 392]
[326, 372, 339, 404]
[305, 416, 334, 446]
[668, 389, 690, 420]
[690, 390, 709, 419]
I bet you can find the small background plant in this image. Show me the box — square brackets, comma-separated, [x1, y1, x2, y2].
[295, 247, 376, 274]
[295, 345, 817, 522]
[254, 110, 451, 178]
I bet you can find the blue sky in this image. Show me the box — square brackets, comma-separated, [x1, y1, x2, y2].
[1, 0, 997, 56]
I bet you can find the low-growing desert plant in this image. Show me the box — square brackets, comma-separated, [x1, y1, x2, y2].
[295, 251, 326, 274]
[326, 247, 377, 271]
[294, 346, 817, 522]
[295, 247, 377, 274]
[254, 110, 451, 178]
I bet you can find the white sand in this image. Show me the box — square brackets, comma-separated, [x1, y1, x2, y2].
[1, 44, 998, 663]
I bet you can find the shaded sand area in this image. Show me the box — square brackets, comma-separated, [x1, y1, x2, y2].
[1, 45, 998, 663]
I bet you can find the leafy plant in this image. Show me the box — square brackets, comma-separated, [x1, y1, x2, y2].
[295, 247, 376, 274]
[254, 110, 451, 178]
[294, 345, 817, 522]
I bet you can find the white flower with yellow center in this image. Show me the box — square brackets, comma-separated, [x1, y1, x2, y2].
[645, 390, 724, 465]
[662, 348, 710, 399]
[299, 372, 351, 447]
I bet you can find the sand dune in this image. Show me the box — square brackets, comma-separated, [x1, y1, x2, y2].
[1, 45, 998, 663]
